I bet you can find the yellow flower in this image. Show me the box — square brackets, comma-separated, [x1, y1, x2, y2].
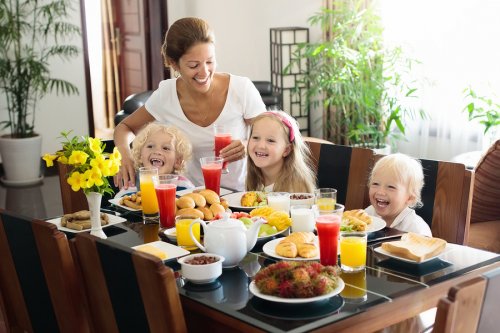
[44, 131, 122, 195]
[42, 154, 58, 167]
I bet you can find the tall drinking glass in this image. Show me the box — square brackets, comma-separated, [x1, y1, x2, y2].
[139, 167, 159, 224]
[214, 124, 232, 174]
[315, 188, 337, 214]
[315, 214, 341, 266]
[200, 156, 223, 195]
[153, 174, 178, 229]
[267, 192, 291, 213]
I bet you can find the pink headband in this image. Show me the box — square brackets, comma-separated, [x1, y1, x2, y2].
[266, 111, 295, 142]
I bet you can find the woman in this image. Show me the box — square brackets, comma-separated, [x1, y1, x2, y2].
[114, 17, 265, 191]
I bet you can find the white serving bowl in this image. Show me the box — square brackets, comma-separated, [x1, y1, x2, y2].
[290, 193, 315, 207]
[178, 253, 225, 284]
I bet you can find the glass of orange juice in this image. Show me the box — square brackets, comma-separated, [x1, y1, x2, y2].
[340, 231, 367, 272]
[315, 188, 337, 214]
[175, 215, 200, 250]
[139, 167, 159, 224]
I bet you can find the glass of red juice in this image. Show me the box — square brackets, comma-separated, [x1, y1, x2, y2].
[315, 213, 342, 266]
[152, 174, 178, 229]
[200, 156, 223, 195]
[214, 124, 232, 174]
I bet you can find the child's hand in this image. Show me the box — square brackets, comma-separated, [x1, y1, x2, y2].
[219, 140, 246, 163]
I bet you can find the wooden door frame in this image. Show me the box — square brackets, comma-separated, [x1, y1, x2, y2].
[79, 0, 168, 136]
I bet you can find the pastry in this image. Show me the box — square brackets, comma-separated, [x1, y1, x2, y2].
[209, 203, 226, 216]
[241, 191, 257, 207]
[176, 196, 196, 209]
[343, 209, 372, 225]
[283, 231, 315, 247]
[197, 189, 220, 205]
[198, 206, 214, 221]
[184, 193, 206, 207]
[275, 240, 298, 258]
[176, 208, 204, 220]
[297, 242, 318, 258]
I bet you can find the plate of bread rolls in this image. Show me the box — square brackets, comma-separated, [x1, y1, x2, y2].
[263, 232, 320, 261]
[109, 190, 142, 211]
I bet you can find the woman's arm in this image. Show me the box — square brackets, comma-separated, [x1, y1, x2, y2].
[113, 106, 155, 188]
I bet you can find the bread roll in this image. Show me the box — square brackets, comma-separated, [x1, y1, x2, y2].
[176, 208, 204, 220]
[380, 232, 447, 262]
[176, 196, 196, 209]
[198, 189, 220, 205]
[284, 232, 315, 247]
[183, 193, 206, 207]
[198, 206, 214, 221]
[276, 241, 298, 258]
[297, 242, 318, 258]
[220, 198, 229, 210]
[209, 203, 225, 216]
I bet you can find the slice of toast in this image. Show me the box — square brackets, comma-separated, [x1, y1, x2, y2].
[380, 232, 447, 262]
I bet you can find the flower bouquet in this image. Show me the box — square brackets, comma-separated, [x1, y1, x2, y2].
[43, 131, 122, 238]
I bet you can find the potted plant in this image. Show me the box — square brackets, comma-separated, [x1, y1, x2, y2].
[289, 0, 424, 151]
[463, 86, 500, 149]
[0, 0, 80, 186]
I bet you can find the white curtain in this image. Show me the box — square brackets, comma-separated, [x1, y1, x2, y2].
[380, 0, 500, 160]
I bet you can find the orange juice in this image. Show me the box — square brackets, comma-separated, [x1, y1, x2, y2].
[142, 223, 160, 243]
[175, 218, 200, 248]
[340, 232, 367, 271]
[140, 179, 159, 214]
[316, 197, 336, 211]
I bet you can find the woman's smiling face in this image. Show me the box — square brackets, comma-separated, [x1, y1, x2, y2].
[140, 131, 179, 174]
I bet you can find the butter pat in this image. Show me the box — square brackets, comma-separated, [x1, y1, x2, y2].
[134, 244, 168, 260]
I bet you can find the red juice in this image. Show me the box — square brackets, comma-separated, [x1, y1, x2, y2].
[202, 163, 222, 195]
[155, 183, 177, 228]
[315, 214, 341, 266]
[215, 133, 232, 169]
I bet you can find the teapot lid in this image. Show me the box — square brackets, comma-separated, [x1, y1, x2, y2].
[211, 212, 243, 228]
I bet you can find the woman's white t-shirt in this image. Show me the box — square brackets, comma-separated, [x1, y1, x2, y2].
[145, 74, 265, 191]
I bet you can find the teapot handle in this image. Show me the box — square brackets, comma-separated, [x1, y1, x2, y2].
[189, 218, 206, 251]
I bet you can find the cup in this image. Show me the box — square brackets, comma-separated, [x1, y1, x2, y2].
[267, 192, 291, 213]
[315, 188, 337, 213]
[152, 174, 178, 228]
[214, 124, 232, 174]
[340, 269, 368, 302]
[139, 167, 159, 224]
[315, 214, 341, 266]
[200, 156, 223, 195]
[290, 204, 315, 232]
[175, 215, 201, 249]
[340, 231, 367, 272]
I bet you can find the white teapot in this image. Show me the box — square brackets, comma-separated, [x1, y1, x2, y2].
[189, 213, 265, 268]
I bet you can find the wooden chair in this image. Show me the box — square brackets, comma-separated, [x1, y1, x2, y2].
[468, 139, 500, 253]
[433, 267, 500, 333]
[303, 136, 334, 175]
[73, 233, 187, 333]
[313, 142, 375, 210]
[0, 209, 91, 333]
[367, 155, 474, 245]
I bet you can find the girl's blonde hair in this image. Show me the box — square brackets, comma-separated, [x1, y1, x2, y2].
[246, 111, 316, 193]
[131, 122, 192, 174]
[369, 153, 424, 208]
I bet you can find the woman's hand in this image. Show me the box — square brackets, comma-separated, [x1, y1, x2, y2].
[220, 140, 247, 163]
[114, 149, 136, 189]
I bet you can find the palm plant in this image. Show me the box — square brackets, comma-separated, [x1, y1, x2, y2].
[0, 0, 80, 138]
[290, 0, 423, 148]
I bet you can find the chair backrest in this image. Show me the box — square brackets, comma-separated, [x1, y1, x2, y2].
[73, 233, 187, 333]
[433, 267, 500, 333]
[433, 276, 487, 333]
[471, 139, 500, 223]
[0, 209, 91, 333]
[314, 142, 375, 210]
[368, 155, 474, 244]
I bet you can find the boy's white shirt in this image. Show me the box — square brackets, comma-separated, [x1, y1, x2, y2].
[365, 206, 432, 237]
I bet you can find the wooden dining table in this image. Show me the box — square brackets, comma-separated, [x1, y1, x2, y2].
[83, 204, 500, 333]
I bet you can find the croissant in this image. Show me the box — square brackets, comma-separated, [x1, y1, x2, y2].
[275, 241, 298, 258]
[298, 242, 318, 258]
[283, 231, 315, 247]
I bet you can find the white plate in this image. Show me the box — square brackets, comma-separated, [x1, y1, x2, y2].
[257, 227, 289, 242]
[46, 213, 126, 233]
[366, 216, 386, 233]
[262, 237, 321, 261]
[164, 227, 177, 242]
[132, 241, 190, 262]
[108, 189, 141, 211]
[221, 191, 267, 210]
[374, 244, 450, 264]
[176, 186, 234, 197]
[249, 279, 344, 304]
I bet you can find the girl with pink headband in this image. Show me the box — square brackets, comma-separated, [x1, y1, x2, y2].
[246, 110, 316, 193]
